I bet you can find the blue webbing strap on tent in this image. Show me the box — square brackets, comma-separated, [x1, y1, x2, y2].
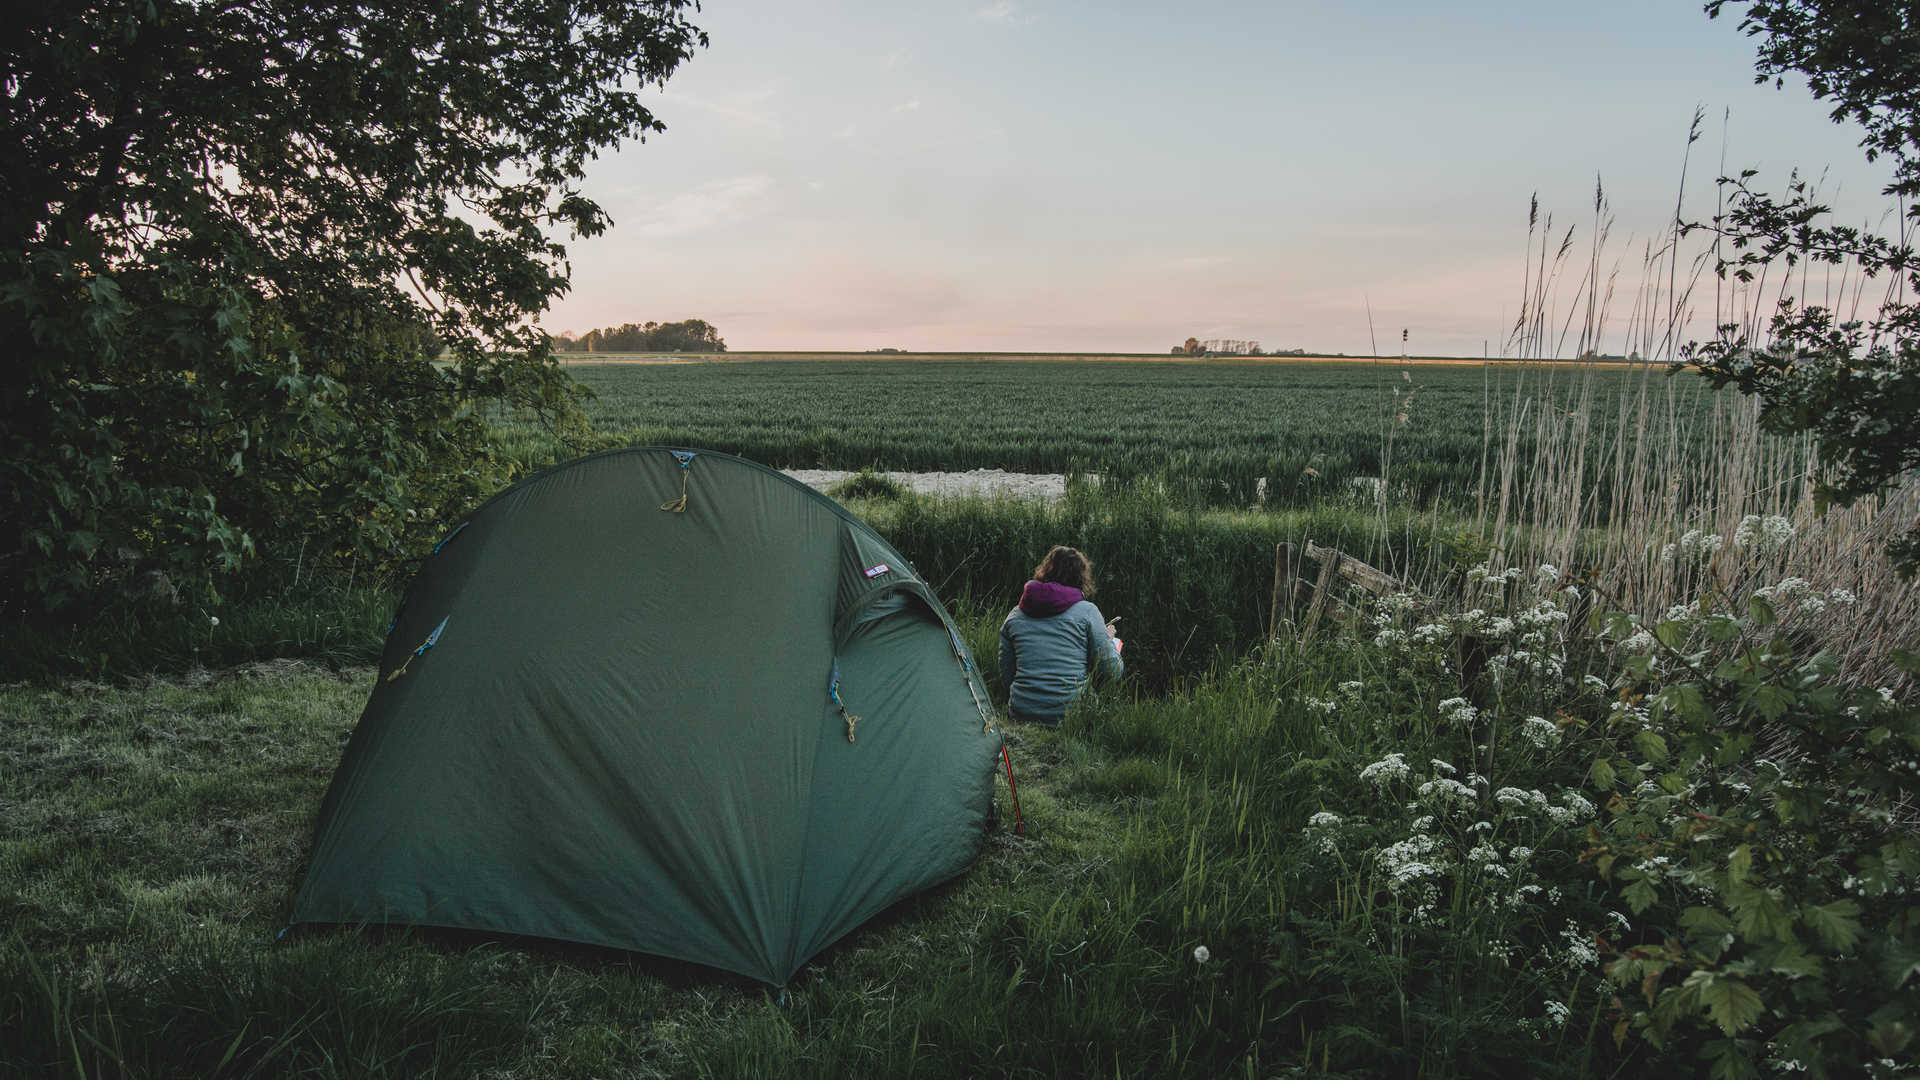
[660, 451, 696, 513]
[386, 615, 448, 682]
[828, 658, 861, 742]
[432, 521, 469, 554]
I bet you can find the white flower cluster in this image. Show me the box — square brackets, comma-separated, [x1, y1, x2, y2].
[1660, 528, 1724, 565]
[1303, 695, 1339, 716]
[1559, 921, 1599, 969]
[1373, 591, 1416, 618]
[1416, 777, 1479, 812]
[1377, 833, 1447, 916]
[1466, 563, 1526, 585]
[1439, 697, 1479, 724]
[1733, 513, 1795, 556]
[1359, 753, 1411, 787]
[1494, 787, 1549, 813]
[1303, 810, 1343, 853]
[1492, 786, 1594, 826]
[1549, 791, 1596, 825]
[1756, 576, 1813, 605]
[1520, 715, 1561, 749]
[1752, 577, 1856, 619]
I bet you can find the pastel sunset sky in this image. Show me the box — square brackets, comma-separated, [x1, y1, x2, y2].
[544, 0, 1900, 356]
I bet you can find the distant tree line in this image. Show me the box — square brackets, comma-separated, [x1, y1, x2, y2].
[1169, 338, 1307, 357]
[555, 319, 725, 353]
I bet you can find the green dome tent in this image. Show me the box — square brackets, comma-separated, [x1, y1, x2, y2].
[291, 448, 1003, 985]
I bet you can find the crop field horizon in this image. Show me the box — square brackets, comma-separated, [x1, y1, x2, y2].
[557, 349, 1644, 368]
[496, 357, 1749, 519]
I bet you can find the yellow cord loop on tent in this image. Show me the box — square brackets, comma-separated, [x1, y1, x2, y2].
[660, 468, 691, 511]
[830, 659, 861, 742]
[660, 465, 691, 513]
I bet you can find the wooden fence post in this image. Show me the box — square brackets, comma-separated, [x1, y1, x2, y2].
[1269, 542, 1296, 639]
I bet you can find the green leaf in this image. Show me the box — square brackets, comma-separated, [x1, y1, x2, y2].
[1656, 619, 1689, 649]
[1681, 906, 1735, 935]
[1634, 729, 1671, 764]
[1703, 613, 1744, 641]
[1624, 877, 1660, 915]
[1701, 1035, 1762, 1080]
[1728, 844, 1754, 883]
[1696, 974, 1766, 1036]
[1747, 595, 1776, 626]
[1657, 682, 1710, 724]
[1747, 684, 1793, 721]
[1729, 883, 1795, 943]
[1762, 940, 1823, 979]
[1591, 757, 1617, 789]
[1802, 899, 1862, 952]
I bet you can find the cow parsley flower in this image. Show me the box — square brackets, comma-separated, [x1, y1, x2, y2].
[1733, 513, 1795, 555]
[1659, 528, 1722, 564]
[1520, 715, 1560, 748]
[1559, 922, 1598, 968]
[1359, 753, 1410, 787]
[1417, 777, 1477, 811]
[1439, 697, 1478, 724]
[1495, 787, 1549, 814]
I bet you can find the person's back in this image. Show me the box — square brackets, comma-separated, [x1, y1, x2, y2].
[998, 547, 1122, 725]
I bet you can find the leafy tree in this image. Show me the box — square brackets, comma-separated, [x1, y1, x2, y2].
[1, 0, 706, 610]
[567, 318, 726, 352]
[1686, 0, 1920, 575]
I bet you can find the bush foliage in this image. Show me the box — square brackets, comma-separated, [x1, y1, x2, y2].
[0, 0, 707, 611]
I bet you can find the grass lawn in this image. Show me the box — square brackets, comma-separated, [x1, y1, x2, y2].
[3, 661, 1248, 1078]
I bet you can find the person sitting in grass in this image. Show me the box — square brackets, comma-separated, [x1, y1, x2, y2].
[999, 545, 1123, 725]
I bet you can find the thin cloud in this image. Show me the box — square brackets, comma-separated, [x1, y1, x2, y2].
[973, 1, 1030, 26]
[892, 99, 923, 114]
[656, 86, 781, 130]
[634, 175, 775, 239]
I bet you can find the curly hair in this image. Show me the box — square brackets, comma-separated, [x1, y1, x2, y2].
[1032, 545, 1095, 597]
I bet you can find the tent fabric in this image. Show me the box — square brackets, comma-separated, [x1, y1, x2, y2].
[292, 448, 1002, 984]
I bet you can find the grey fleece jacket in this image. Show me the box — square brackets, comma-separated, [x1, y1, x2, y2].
[998, 600, 1123, 721]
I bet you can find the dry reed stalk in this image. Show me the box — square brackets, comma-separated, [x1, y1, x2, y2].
[1474, 144, 1918, 689]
